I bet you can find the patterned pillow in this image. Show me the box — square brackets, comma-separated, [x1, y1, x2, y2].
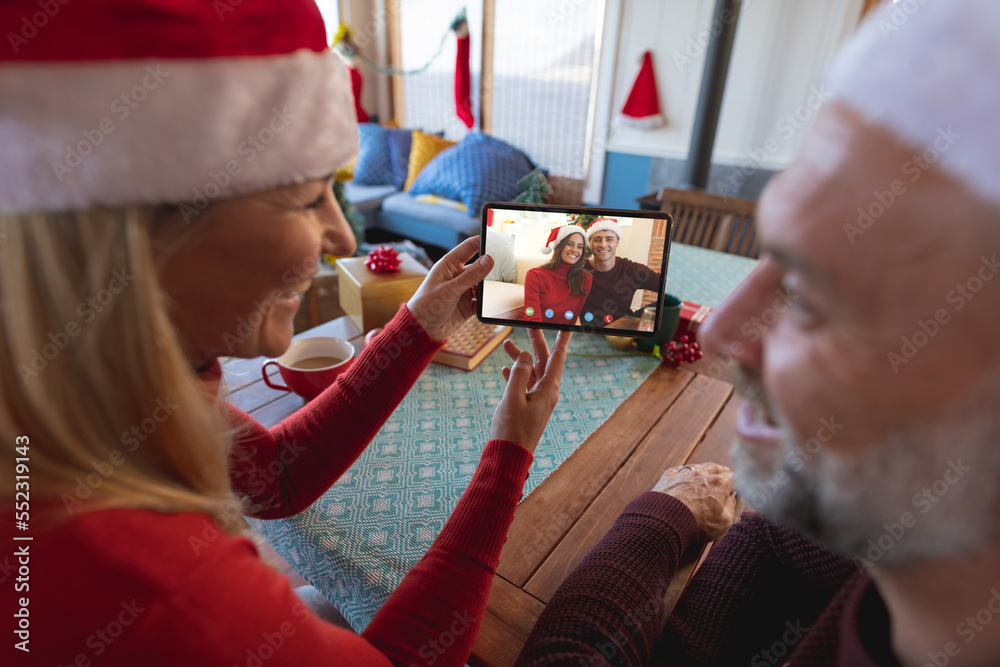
[404, 131, 456, 190]
[409, 133, 536, 215]
[353, 123, 395, 185]
[386, 129, 413, 190]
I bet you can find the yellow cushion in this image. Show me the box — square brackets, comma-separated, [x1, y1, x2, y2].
[414, 194, 468, 211]
[404, 131, 456, 190]
[335, 154, 356, 182]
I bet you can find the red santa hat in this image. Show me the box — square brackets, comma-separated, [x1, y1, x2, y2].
[620, 50, 665, 129]
[541, 225, 586, 254]
[586, 218, 623, 242]
[0, 0, 358, 214]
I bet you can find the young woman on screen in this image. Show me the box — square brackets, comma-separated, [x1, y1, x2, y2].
[521, 225, 593, 325]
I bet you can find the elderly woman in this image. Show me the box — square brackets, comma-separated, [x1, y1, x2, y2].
[0, 1, 569, 664]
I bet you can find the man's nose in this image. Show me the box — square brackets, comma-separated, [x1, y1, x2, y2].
[698, 261, 778, 371]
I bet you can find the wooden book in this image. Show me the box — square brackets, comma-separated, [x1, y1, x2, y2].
[433, 319, 512, 371]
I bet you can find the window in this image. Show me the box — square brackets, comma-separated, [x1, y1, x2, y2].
[314, 0, 340, 45]
[395, 0, 606, 179]
[490, 0, 604, 179]
[399, 1, 483, 139]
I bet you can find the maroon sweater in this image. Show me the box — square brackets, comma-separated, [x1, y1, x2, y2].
[522, 261, 593, 324]
[582, 257, 662, 322]
[516, 493, 900, 666]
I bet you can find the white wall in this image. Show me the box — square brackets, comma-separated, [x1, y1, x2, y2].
[601, 0, 864, 169]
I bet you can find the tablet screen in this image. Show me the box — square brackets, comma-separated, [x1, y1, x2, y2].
[477, 203, 672, 336]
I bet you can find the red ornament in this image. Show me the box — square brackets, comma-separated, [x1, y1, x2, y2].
[661, 339, 701, 368]
[364, 245, 402, 273]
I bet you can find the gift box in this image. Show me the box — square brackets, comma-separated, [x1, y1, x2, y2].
[674, 300, 713, 341]
[337, 254, 428, 332]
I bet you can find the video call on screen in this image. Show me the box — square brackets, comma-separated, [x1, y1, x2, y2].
[479, 205, 671, 335]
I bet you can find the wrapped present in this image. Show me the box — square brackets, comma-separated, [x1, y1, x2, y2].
[674, 300, 712, 341]
[337, 254, 428, 332]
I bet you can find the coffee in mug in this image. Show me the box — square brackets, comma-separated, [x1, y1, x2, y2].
[262, 336, 355, 400]
[287, 355, 347, 370]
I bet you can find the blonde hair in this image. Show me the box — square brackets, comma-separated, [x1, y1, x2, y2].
[0, 208, 241, 532]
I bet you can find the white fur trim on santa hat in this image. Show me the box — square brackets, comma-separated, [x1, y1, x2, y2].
[0, 49, 358, 214]
[541, 225, 586, 254]
[616, 113, 666, 130]
[587, 219, 623, 242]
[824, 0, 1000, 208]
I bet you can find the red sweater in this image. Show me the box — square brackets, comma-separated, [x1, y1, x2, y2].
[515, 493, 901, 666]
[3, 306, 533, 666]
[521, 262, 593, 324]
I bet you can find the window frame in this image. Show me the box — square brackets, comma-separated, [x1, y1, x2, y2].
[386, 0, 614, 182]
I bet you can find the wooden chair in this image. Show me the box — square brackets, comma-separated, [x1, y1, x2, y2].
[656, 187, 760, 259]
[546, 176, 585, 206]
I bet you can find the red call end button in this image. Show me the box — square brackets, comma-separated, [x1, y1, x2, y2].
[604, 314, 613, 324]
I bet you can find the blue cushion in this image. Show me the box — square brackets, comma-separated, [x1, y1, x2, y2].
[353, 124, 395, 186]
[408, 132, 536, 216]
[386, 129, 413, 190]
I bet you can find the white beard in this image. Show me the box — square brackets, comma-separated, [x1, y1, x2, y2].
[730, 373, 1000, 566]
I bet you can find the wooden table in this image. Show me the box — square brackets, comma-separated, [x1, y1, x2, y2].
[222, 317, 743, 666]
[471, 351, 742, 665]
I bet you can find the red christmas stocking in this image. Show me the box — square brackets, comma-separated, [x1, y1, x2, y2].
[349, 65, 369, 123]
[455, 33, 473, 128]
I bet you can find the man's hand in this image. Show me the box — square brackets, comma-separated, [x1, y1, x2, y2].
[490, 329, 572, 455]
[653, 463, 736, 542]
[407, 236, 494, 342]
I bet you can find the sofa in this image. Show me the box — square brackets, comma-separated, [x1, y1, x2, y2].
[344, 181, 481, 249]
[342, 124, 584, 250]
[477, 226, 525, 319]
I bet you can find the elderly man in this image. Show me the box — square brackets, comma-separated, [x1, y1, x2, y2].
[515, 0, 1000, 665]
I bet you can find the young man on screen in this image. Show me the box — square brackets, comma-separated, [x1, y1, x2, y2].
[582, 219, 662, 325]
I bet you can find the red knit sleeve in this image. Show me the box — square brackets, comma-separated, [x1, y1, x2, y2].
[126, 441, 532, 666]
[226, 304, 443, 519]
[515, 492, 699, 667]
[362, 439, 533, 664]
[522, 268, 544, 322]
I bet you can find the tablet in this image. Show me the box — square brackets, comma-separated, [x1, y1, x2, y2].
[476, 202, 672, 336]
